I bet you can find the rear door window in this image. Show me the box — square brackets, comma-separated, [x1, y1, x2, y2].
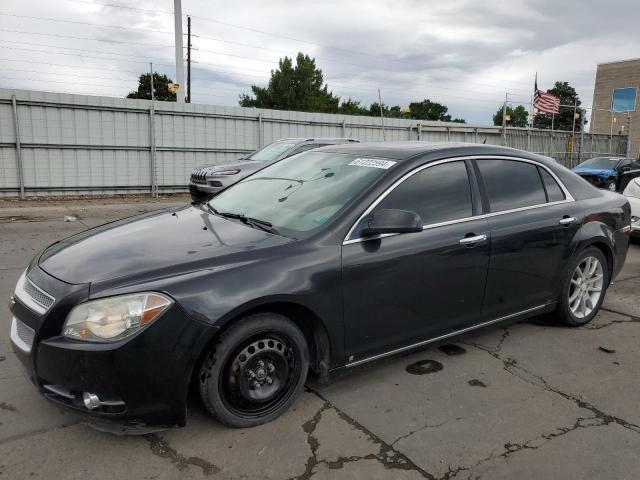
[477, 160, 547, 212]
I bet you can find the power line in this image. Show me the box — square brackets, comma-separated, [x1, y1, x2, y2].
[0, 28, 175, 49]
[2, 39, 172, 62]
[0, 13, 174, 35]
[0, 57, 162, 76]
[0, 45, 173, 67]
[0, 11, 531, 91]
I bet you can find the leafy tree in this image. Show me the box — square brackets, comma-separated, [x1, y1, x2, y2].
[532, 81, 586, 131]
[239, 53, 465, 123]
[408, 99, 449, 121]
[239, 53, 340, 113]
[405, 99, 465, 123]
[493, 105, 529, 127]
[338, 98, 370, 116]
[127, 72, 176, 101]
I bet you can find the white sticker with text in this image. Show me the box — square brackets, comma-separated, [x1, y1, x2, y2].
[348, 158, 397, 169]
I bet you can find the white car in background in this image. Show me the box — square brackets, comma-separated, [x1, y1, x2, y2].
[623, 177, 640, 236]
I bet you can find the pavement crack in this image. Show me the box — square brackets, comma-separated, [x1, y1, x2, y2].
[145, 433, 220, 476]
[391, 418, 463, 447]
[303, 387, 437, 479]
[587, 308, 640, 329]
[464, 340, 640, 436]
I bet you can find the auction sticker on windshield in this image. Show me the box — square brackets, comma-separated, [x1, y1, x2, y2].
[349, 158, 397, 169]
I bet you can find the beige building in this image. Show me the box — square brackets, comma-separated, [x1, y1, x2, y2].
[591, 58, 640, 158]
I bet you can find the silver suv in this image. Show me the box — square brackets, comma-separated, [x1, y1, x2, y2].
[189, 138, 358, 200]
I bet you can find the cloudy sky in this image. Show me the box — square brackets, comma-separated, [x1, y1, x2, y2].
[0, 0, 637, 124]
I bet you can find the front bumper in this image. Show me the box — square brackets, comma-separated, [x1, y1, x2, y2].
[189, 181, 224, 199]
[9, 267, 217, 431]
[577, 174, 614, 189]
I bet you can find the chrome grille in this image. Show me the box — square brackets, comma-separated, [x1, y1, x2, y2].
[14, 270, 55, 315]
[24, 276, 55, 310]
[190, 170, 208, 185]
[11, 316, 35, 353]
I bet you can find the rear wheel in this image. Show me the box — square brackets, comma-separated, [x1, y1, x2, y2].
[555, 247, 609, 326]
[199, 313, 309, 428]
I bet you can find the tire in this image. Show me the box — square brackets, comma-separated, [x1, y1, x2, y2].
[555, 246, 609, 327]
[199, 313, 309, 428]
[604, 180, 617, 192]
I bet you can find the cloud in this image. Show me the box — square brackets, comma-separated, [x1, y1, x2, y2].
[0, 0, 637, 124]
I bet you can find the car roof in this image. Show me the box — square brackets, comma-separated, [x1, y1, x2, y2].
[313, 141, 555, 163]
[276, 138, 359, 144]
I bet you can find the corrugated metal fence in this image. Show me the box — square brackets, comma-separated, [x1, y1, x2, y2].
[0, 88, 628, 197]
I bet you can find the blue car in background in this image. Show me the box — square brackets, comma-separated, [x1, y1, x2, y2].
[572, 156, 640, 192]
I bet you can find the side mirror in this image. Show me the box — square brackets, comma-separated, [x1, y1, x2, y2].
[621, 166, 631, 172]
[361, 209, 423, 236]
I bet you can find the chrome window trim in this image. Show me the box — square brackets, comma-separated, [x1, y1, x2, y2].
[13, 270, 55, 315]
[345, 303, 549, 368]
[343, 155, 575, 245]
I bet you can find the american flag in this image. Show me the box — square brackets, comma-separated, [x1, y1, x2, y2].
[533, 75, 560, 115]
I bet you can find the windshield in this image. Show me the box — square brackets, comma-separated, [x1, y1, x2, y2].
[579, 157, 620, 169]
[246, 142, 296, 162]
[209, 152, 395, 237]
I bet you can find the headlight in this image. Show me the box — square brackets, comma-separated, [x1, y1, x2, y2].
[213, 169, 241, 176]
[63, 292, 173, 342]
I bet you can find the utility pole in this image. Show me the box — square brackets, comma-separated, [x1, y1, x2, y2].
[502, 92, 508, 146]
[173, 0, 185, 103]
[378, 88, 385, 141]
[186, 16, 191, 103]
[149, 62, 157, 198]
[149, 62, 155, 102]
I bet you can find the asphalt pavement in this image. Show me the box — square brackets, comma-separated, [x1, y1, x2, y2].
[1, 196, 639, 480]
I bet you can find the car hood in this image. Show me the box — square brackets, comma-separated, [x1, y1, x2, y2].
[201, 161, 264, 175]
[572, 167, 615, 178]
[38, 205, 291, 285]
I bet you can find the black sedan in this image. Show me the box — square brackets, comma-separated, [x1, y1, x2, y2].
[9, 142, 631, 432]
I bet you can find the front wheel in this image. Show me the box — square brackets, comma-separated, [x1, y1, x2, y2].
[555, 247, 609, 326]
[604, 180, 617, 192]
[199, 313, 309, 428]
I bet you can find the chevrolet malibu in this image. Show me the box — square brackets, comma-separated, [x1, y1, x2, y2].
[9, 142, 631, 432]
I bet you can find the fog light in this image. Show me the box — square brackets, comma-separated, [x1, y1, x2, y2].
[83, 392, 101, 410]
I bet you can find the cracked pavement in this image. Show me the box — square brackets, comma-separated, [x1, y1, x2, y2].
[1, 197, 640, 479]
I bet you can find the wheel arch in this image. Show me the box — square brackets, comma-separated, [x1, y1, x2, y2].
[570, 221, 615, 277]
[189, 300, 332, 395]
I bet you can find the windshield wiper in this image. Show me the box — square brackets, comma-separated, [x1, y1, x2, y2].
[207, 207, 283, 236]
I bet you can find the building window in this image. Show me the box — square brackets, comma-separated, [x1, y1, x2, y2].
[612, 87, 637, 112]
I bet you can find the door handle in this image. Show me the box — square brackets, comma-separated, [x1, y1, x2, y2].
[559, 216, 577, 225]
[459, 234, 487, 245]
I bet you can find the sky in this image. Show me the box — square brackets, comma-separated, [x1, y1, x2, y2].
[0, 0, 638, 125]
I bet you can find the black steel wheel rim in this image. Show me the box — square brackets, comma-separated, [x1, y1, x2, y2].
[219, 331, 301, 419]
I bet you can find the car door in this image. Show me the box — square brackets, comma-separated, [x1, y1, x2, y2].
[474, 158, 581, 321]
[341, 160, 491, 364]
[618, 159, 640, 191]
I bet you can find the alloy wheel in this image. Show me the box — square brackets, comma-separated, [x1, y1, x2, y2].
[568, 256, 604, 319]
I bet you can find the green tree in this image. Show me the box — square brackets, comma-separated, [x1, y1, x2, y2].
[493, 105, 529, 127]
[127, 72, 176, 101]
[405, 99, 465, 123]
[338, 98, 370, 116]
[532, 81, 586, 131]
[239, 53, 340, 113]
